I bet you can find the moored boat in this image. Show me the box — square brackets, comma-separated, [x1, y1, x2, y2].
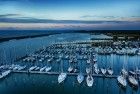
[58, 73, 67, 84]
[45, 66, 52, 72]
[128, 76, 138, 87]
[0, 70, 11, 79]
[101, 68, 106, 75]
[77, 73, 84, 84]
[86, 75, 94, 87]
[117, 75, 127, 88]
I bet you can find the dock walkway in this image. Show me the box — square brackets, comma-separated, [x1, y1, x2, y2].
[12, 70, 117, 78]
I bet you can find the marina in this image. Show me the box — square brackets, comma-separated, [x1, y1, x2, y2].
[0, 33, 140, 94]
[0, 0, 140, 93]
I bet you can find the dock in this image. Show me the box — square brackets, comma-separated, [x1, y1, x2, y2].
[12, 70, 117, 78]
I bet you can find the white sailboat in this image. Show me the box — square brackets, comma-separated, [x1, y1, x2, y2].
[0, 70, 11, 79]
[77, 73, 84, 84]
[86, 67, 91, 74]
[45, 66, 52, 72]
[29, 66, 37, 71]
[117, 51, 127, 88]
[86, 75, 94, 87]
[77, 61, 84, 84]
[68, 59, 74, 72]
[128, 76, 138, 87]
[34, 67, 40, 71]
[86, 56, 94, 87]
[121, 68, 128, 76]
[58, 73, 67, 84]
[87, 59, 90, 64]
[58, 58, 67, 84]
[94, 62, 100, 74]
[101, 68, 106, 75]
[101, 50, 107, 75]
[128, 59, 139, 87]
[107, 68, 113, 75]
[40, 66, 46, 72]
[107, 54, 114, 75]
[18, 65, 26, 71]
[117, 75, 127, 88]
[68, 66, 73, 72]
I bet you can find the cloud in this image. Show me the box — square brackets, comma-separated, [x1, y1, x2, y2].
[0, 14, 20, 18]
[0, 16, 138, 24]
[0, 21, 140, 30]
[0, 13, 140, 30]
[81, 15, 117, 19]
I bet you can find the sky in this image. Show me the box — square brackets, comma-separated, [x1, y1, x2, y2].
[0, 0, 140, 30]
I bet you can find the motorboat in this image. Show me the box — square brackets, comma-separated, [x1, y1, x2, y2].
[117, 75, 127, 88]
[58, 73, 67, 84]
[77, 73, 84, 84]
[86, 75, 94, 87]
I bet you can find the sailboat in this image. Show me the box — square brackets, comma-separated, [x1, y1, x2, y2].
[87, 59, 90, 64]
[68, 66, 73, 73]
[117, 50, 127, 88]
[58, 58, 67, 84]
[121, 53, 128, 76]
[45, 66, 52, 72]
[29, 66, 37, 71]
[94, 63, 100, 74]
[68, 59, 74, 73]
[77, 73, 84, 84]
[86, 67, 91, 74]
[40, 66, 47, 72]
[0, 70, 11, 79]
[107, 67, 113, 75]
[128, 60, 139, 88]
[58, 72, 67, 84]
[86, 56, 94, 87]
[101, 67, 106, 75]
[117, 75, 127, 88]
[101, 51, 106, 75]
[34, 66, 40, 71]
[86, 75, 94, 87]
[121, 68, 128, 76]
[77, 61, 84, 84]
[128, 76, 138, 87]
[107, 55, 113, 75]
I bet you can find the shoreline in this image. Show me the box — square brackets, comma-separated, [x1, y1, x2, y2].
[0, 30, 140, 43]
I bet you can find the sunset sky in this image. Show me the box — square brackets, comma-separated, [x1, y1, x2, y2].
[0, 0, 140, 30]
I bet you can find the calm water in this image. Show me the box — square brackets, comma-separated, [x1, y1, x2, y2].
[0, 33, 140, 94]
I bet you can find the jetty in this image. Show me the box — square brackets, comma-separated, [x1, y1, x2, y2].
[12, 70, 117, 78]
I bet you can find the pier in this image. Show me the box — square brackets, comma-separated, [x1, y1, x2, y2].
[12, 70, 117, 78]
